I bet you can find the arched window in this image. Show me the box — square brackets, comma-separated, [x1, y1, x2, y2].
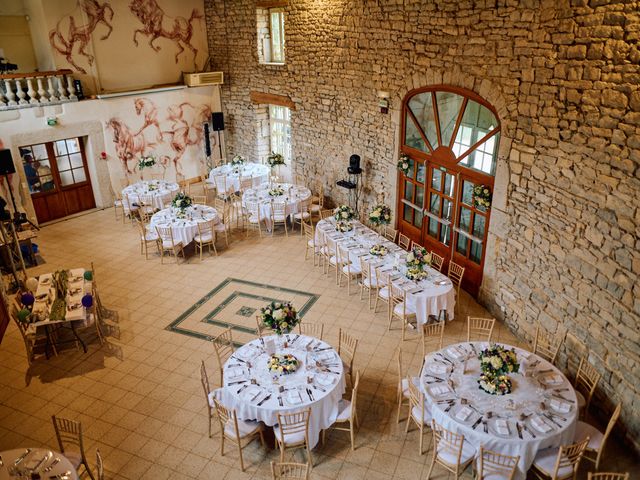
[398, 86, 501, 296]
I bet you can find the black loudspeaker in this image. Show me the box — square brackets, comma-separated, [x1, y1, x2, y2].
[212, 112, 225, 131]
[203, 123, 211, 156]
[347, 154, 362, 174]
[0, 149, 16, 175]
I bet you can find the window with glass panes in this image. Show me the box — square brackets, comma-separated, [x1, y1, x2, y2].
[54, 138, 87, 186]
[269, 8, 285, 63]
[269, 105, 291, 162]
[456, 179, 488, 264]
[425, 167, 455, 246]
[401, 157, 426, 229]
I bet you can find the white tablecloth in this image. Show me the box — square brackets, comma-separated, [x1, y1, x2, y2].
[0, 448, 78, 479]
[243, 183, 312, 231]
[420, 342, 578, 479]
[208, 163, 270, 194]
[122, 180, 179, 210]
[315, 218, 455, 323]
[149, 204, 220, 245]
[220, 334, 346, 448]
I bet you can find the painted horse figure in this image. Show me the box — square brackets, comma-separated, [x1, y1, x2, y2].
[49, 0, 114, 73]
[129, 0, 203, 65]
[106, 118, 155, 174]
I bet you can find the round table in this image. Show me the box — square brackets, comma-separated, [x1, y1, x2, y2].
[220, 334, 346, 448]
[316, 218, 455, 322]
[0, 448, 78, 479]
[243, 183, 312, 231]
[209, 163, 270, 195]
[122, 180, 179, 210]
[149, 204, 220, 245]
[420, 342, 578, 479]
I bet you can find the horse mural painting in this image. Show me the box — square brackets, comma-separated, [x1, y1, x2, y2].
[49, 0, 114, 74]
[106, 118, 153, 175]
[129, 0, 203, 66]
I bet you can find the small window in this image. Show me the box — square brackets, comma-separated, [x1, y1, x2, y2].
[269, 105, 291, 161]
[257, 7, 285, 64]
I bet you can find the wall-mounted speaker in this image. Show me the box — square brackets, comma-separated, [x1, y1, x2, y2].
[348, 154, 362, 174]
[0, 149, 16, 175]
[212, 112, 225, 132]
[203, 123, 212, 157]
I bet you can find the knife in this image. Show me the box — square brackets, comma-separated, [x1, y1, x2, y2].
[257, 394, 271, 406]
[516, 422, 523, 439]
[471, 417, 483, 430]
[14, 448, 31, 466]
[228, 380, 247, 386]
[544, 413, 562, 428]
[237, 384, 249, 394]
[33, 452, 51, 472]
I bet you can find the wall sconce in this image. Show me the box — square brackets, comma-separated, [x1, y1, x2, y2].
[377, 91, 390, 114]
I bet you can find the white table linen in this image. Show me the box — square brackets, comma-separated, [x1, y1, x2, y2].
[0, 448, 78, 479]
[208, 163, 270, 194]
[242, 183, 312, 231]
[315, 218, 455, 323]
[220, 334, 346, 448]
[420, 342, 578, 479]
[122, 180, 179, 210]
[149, 204, 220, 245]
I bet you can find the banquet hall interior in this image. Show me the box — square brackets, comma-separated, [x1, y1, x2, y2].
[0, 0, 638, 479]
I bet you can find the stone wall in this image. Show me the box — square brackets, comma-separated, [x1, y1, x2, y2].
[204, 0, 640, 450]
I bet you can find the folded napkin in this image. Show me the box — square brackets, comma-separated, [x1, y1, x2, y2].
[286, 390, 303, 405]
[531, 415, 552, 433]
[227, 367, 243, 379]
[316, 373, 334, 386]
[237, 346, 258, 360]
[495, 419, 510, 435]
[429, 363, 448, 375]
[317, 351, 335, 362]
[550, 398, 571, 413]
[242, 386, 261, 401]
[447, 347, 464, 360]
[455, 406, 473, 421]
[542, 373, 563, 385]
[430, 384, 451, 396]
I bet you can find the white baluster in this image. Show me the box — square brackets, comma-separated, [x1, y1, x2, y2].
[26, 77, 38, 104]
[66, 75, 77, 100]
[4, 79, 17, 105]
[37, 77, 49, 103]
[47, 76, 59, 102]
[15, 78, 28, 105]
[57, 75, 68, 100]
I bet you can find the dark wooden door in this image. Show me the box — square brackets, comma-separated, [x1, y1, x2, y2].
[21, 138, 95, 224]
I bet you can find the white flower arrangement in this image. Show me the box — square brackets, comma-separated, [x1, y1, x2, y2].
[231, 155, 245, 167]
[369, 244, 388, 256]
[267, 152, 286, 167]
[268, 186, 285, 197]
[369, 204, 391, 226]
[335, 220, 353, 233]
[268, 353, 299, 375]
[406, 246, 431, 270]
[138, 155, 156, 170]
[406, 267, 428, 281]
[334, 205, 355, 222]
[171, 192, 193, 211]
[259, 301, 299, 335]
[397, 153, 411, 175]
[473, 184, 492, 209]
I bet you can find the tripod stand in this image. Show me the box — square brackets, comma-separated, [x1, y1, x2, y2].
[2, 172, 39, 230]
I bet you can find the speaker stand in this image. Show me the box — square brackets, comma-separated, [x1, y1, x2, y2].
[3, 173, 39, 230]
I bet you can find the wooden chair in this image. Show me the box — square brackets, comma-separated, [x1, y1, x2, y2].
[271, 201, 289, 236]
[574, 357, 601, 418]
[338, 243, 361, 296]
[398, 233, 411, 250]
[323, 370, 360, 450]
[533, 324, 563, 364]
[239, 176, 253, 193]
[195, 220, 218, 261]
[271, 462, 310, 480]
[448, 261, 465, 311]
[292, 198, 312, 234]
[95, 449, 104, 480]
[52, 416, 95, 480]
[135, 219, 159, 260]
[192, 195, 207, 204]
[213, 175, 229, 198]
[426, 420, 475, 479]
[574, 403, 621, 471]
[255, 314, 267, 338]
[530, 437, 590, 480]
[319, 208, 334, 220]
[214, 208, 230, 248]
[155, 225, 185, 264]
[467, 316, 495, 342]
[11, 301, 51, 363]
[374, 266, 393, 319]
[137, 193, 156, 222]
[405, 380, 432, 455]
[309, 186, 324, 222]
[122, 194, 140, 221]
[422, 320, 445, 358]
[243, 199, 264, 238]
[396, 349, 417, 423]
[200, 360, 219, 438]
[383, 226, 397, 243]
[298, 322, 324, 340]
[303, 222, 320, 265]
[410, 240, 423, 251]
[430, 251, 444, 272]
[274, 409, 312, 466]
[214, 399, 265, 471]
[359, 257, 378, 309]
[202, 174, 216, 201]
[476, 447, 519, 480]
[323, 236, 339, 280]
[587, 474, 629, 480]
[150, 173, 164, 181]
[212, 328, 235, 385]
[338, 328, 358, 385]
[389, 283, 417, 341]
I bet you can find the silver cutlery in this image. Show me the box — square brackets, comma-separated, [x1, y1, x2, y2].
[14, 448, 31, 466]
[544, 413, 562, 428]
[32, 452, 51, 472]
[278, 396, 283, 406]
[257, 394, 271, 406]
[43, 458, 60, 472]
[237, 384, 249, 394]
[49, 470, 72, 479]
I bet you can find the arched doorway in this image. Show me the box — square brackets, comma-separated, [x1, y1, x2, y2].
[396, 85, 500, 297]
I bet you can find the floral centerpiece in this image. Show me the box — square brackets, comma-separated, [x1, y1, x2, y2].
[473, 185, 492, 210]
[406, 245, 431, 270]
[397, 153, 411, 175]
[406, 267, 428, 281]
[335, 220, 353, 233]
[268, 185, 285, 197]
[259, 301, 299, 335]
[370, 244, 388, 256]
[171, 192, 193, 211]
[477, 344, 519, 395]
[138, 155, 156, 170]
[268, 354, 299, 375]
[147, 183, 158, 191]
[267, 152, 286, 167]
[369, 204, 391, 226]
[334, 205, 355, 222]
[231, 154, 245, 167]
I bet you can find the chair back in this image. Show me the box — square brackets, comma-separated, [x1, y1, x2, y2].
[587, 474, 629, 480]
[272, 201, 287, 219]
[155, 225, 177, 246]
[240, 176, 253, 192]
[448, 261, 465, 287]
[52, 415, 85, 456]
[298, 321, 324, 340]
[297, 197, 311, 213]
[398, 233, 411, 250]
[319, 209, 333, 220]
[383, 226, 397, 242]
[192, 195, 207, 204]
[533, 324, 563, 364]
[551, 437, 590, 477]
[197, 219, 214, 238]
[276, 409, 311, 444]
[338, 328, 358, 373]
[135, 218, 149, 239]
[212, 328, 235, 366]
[422, 321, 445, 357]
[270, 461, 310, 480]
[467, 316, 496, 342]
[245, 200, 261, 219]
[256, 314, 267, 338]
[593, 403, 622, 467]
[139, 193, 154, 206]
[410, 240, 423, 251]
[122, 194, 137, 212]
[477, 447, 519, 480]
[575, 357, 601, 401]
[432, 420, 467, 467]
[359, 257, 373, 284]
[213, 398, 241, 440]
[213, 175, 228, 195]
[200, 360, 212, 401]
[430, 252, 445, 272]
[325, 236, 338, 257]
[214, 197, 228, 214]
[303, 222, 314, 243]
[314, 185, 324, 207]
[96, 449, 104, 480]
[407, 379, 425, 417]
[350, 370, 360, 422]
[337, 243, 351, 270]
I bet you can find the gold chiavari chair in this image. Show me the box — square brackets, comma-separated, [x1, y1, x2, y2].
[359, 256, 378, 309]
[11, 300, 51, 363]
[245, 200, 265, 238]
[213, 175, 229, 199]
[155, 225, 185, 264]
[274, 409, 312, 466]
[467, 316, 496, 343]
[530, 437, 590, 480]
[255, 314, 267, 338]
[202, 174, 216, 202]
[239, 175, 253, 193]
[135, 218, 159, 260]
[319, 208, 334, 220]
[298, 321, 324, 340]
[192, 195, 207, 205]
[323, 370, 360, 451]
[448, 261, 465, 312]
[405, 381, 432, 455]
[374, 266, 393, 319]
[122, 194, 140, 222]
[337, 243, 361, 296]
[212, 328, 235, 385]
[323, 236, 339, 280]
[426, 420, 475, 478]
[410, 240, 423, 251]
[574, 403, 621, 471]
[271, 461, 310, 480]
[309, 185, 324, 222]
[430, 251, 445, 272]
[422, 320, 445, 359]
[214, 399, 265, 472]
[292, 198, 312, 234]
[195, 220, 218, 260]
[303, 222, 320, 265]
[533, 324, 564, 364]
[338, 328, 358, 385]
[200, 360, 219, 438]
[476, 447, 519, 480]
[271, 201, 289, 236]
[214, 208, 230, 247]
[587, 474, 629, 480]
[52, 416, 96, 480]
[398, 233, 411, 250]
[95, 449, 104, 480]
[396, 349, 417, 423]
[574, 356, 601, 418]
[389, 283, 417, 341]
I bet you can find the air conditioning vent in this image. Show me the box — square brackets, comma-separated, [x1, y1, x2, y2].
[183, 72, 224, 87]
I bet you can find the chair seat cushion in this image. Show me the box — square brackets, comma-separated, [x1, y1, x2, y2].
[401, 377, 419, 398]
[114, 200, 123, 206]
[335, 399, 352, 422]
[293, 212, 311, 220]
[378, 287, 390, 299]
[273, 425, 306, 445]
[225, 418, 262, 439]
[248, 215, 261, 224]
[195, 233, 214, 243]
[532, 447, 576, 478]
[310, 204, 321, 213]
[411, 404, 432, 425]
[273, 215, 288, 221]
[574, 420, 603, 451]
[437, 439, 475, 466]
[362, 277, 378, 288]
[393, 302, 417, 317]
[576, 390, 586, 409]
[161, 240, 183, 249]
[214, 222, 226, 232]
[343, 264, 361, 275]
[143, 232, 158, 241]
[329, 256, 337, 266]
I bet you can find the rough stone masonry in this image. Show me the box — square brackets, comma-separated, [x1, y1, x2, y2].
[204, 0, 640, 451]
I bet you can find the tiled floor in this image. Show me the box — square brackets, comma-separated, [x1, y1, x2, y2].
[0, 209, 637, 479]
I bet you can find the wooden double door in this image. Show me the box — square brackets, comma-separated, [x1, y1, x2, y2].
[20, 137, 95, 224]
